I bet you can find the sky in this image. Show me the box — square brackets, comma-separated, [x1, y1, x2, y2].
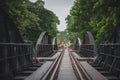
[29, 0, 74, 31]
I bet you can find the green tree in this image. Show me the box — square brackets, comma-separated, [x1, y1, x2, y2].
[0, 0, 59, 41]
[66, 0, 120, 44]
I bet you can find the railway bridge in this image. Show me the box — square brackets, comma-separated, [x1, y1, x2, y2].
[0, 8, 120, 80]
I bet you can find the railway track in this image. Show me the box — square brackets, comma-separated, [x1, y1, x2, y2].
[32, 48, 107, 80]
[69, 49, 108, 80]
[41, 48, 84, 80]
[40, 48, 64, 80]
[69, 51, 90, 80]
[41, 48, 91, 80]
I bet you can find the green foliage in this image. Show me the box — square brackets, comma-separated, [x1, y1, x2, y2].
[66, 0, 120, 44]
[57, 31, 70, 46]
[1, 0, 59, 41]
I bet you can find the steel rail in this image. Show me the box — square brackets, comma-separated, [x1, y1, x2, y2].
[41, 48, 64, 80]
[69, 52, 84, 80]
[50, 49, 64, 80]
[69, 51, 91, 80]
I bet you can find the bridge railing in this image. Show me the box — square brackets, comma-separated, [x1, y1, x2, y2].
[95, 43, 120, 76]
[74, 44, 80, 51]
[36, 44, 53, 57]
[0, 43, 33, 79]
[80, 44, 97, 57]
[53, 44, 58, 50]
